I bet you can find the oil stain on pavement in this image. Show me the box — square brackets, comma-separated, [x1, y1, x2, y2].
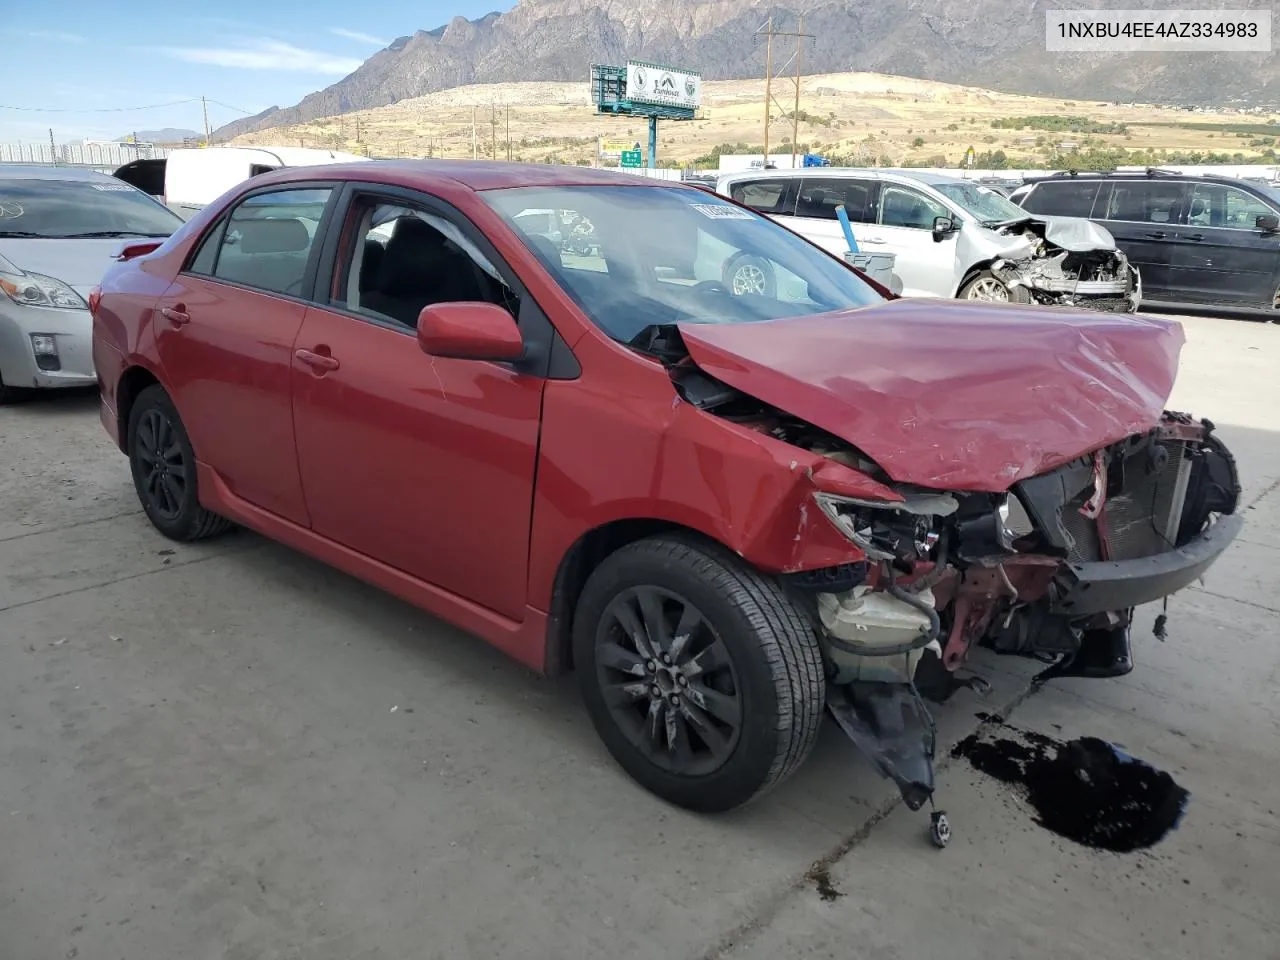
[951, 716, 1190, 853]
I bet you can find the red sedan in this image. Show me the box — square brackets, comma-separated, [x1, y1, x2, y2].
[91, 161, 1241, 833]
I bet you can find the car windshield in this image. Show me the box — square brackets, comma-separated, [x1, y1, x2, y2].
[483, 184, 883, 346]
[931, 181, 1030, 226]
[0, 177, 183, 238]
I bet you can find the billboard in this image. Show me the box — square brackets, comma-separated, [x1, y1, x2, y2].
[598, 137, 639, 159]
[625, 61, 701, 110]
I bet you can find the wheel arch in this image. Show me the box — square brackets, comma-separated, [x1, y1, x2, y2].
[953, 259, 999, 298]
[114, 363, 164, 453]
[543, 517, 722, 677]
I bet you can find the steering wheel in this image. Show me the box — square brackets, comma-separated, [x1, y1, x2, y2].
[691, 280, 733, 296]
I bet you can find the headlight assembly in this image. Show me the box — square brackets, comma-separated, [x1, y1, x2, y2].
[814, 491, 958, 563]
[0, 269, 87, 310]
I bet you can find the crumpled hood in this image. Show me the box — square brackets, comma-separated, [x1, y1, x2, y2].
[0, 238, 132, 296]
[678, 299, 1185, 492]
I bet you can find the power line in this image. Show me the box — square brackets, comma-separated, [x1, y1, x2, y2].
[0, 98, 199, 113]
[204, 98, 259, 116]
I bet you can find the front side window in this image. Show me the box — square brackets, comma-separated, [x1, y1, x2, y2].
[0, 176, 183, 238]
[1103, 182, 1188, 224]
[796, 178, 874, 223]
[878, 186, 950, 230]
[1188, 183, 1278, 229]
[207, 188, 331, 297]
[484, 184, 883, 346]
[336, 200, 516, 328]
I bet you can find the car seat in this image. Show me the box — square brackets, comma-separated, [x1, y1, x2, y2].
[362, 217, 487, 327]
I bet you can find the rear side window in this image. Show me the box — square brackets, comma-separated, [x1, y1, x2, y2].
[796, 178, 874, 222]
[1101, 182, 1188, 224]
[729, 179, 794, 215]
[1020, 181, 1101, 217]
[206, 188, 332, 297]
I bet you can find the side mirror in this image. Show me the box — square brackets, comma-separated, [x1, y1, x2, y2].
[1256, 213, 1279, 233]
[932, 216, 956, 241]
[417, 302, 524, 362]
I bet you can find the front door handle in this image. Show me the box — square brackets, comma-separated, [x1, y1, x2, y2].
[295, 348, 339, 373]
[161, 304, 190, 326]
[1186, 233, 1205, 241]
[1145, 231, 1168, 240]
[859, 237, 887, 244]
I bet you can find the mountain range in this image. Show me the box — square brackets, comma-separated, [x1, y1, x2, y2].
[213, 0, 1279, 139]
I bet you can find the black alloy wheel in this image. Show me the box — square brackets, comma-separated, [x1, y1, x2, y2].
[595, 585, 742, 778]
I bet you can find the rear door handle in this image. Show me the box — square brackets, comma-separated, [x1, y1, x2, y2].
[1145, 231, 1168, 240]
[860, 237, 887, 244]
[295, 348, 339, 373]
[161, 305, 190, 326]
[1186, 233, 1205, 241]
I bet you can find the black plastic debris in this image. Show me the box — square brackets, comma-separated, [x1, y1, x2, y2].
[952, 720, 1189, 853]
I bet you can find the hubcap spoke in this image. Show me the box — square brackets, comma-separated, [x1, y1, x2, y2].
[680, 700, 731, 759]
[668, 604, 702, 664]
[612, 600, 657, 660]
[686, 639, 732, 679]
[603, 680, 651, 706]
[635, 590, 670, 653]
[598, 639, 647, 677]
[646, 698, 665, 745]
[686, 681, 741, 726]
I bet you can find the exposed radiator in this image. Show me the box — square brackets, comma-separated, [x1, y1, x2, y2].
[1060, 441, 1193, 563]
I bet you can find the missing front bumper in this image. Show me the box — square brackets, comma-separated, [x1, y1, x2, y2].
[1051, 514, 1243, 617]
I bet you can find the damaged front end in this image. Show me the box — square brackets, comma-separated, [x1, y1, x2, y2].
[794, 412, 1241, 831]
[986, 217, 1140, 313]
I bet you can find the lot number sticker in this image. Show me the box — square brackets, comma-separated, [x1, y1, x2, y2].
[691, 203, 754, 220]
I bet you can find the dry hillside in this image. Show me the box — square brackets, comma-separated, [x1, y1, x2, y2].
[228, 71, 1280, 169]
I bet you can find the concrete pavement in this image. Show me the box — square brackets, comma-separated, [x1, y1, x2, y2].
[1, 313, 1277, 959]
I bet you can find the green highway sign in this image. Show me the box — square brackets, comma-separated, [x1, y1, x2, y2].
[620, 149, 643, 168]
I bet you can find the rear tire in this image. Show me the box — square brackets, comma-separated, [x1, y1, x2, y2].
[959, 270, 1031, 304]
[574, 535, 825, 812]
[127, 385, 233, 542]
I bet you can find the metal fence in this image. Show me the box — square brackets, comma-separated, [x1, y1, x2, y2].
[0, 142, 174, 170]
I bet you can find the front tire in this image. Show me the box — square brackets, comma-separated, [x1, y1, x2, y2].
[574, 536, 825, 812]
[127, 385, 232, 542]
[958, 270, 1031, 304]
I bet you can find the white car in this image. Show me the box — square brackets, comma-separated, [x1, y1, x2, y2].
[714, 168, 1138, 312]
[0, 165, 185, 402]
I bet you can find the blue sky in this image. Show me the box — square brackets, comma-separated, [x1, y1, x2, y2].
[0, 0, 510, 141]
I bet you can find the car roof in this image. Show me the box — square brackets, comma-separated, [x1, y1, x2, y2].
[714, 167, 969, 187]
[0, 163, 119, 182]
[1021, 170, 1273, 190]
[263, 159, 683, 193]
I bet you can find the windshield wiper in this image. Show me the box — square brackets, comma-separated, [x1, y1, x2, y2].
[52, 231, 172, 239]
[0, 230, 46, 238]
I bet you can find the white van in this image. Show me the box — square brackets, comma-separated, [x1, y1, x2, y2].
[112, 146, 370, 219]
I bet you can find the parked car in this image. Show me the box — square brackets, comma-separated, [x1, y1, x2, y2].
[111, 145, 370, 220]
[0, 164, 184, 402]
[1009, 169, 1280, 312]
[715, 168, 1139, 311]
[91, 161, 1241, 835]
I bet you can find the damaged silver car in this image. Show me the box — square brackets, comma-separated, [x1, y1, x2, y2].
[715, 169, 1140, 311]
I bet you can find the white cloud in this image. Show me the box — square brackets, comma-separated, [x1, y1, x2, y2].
[26, 29, 87, 44]
[329, 27, 390, 46]
[156, 39, 362, 75]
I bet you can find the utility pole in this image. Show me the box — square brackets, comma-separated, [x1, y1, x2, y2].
[761, 17, 773, 163]
[491, 103, 497, 160]
[201, 96, 210, 146]
[505, 105, 511, 161]
[792, 15, 804, 169]
[472, 105, 478, 159]
[754, 17, 815, 169]
[48, 128, 56, 166]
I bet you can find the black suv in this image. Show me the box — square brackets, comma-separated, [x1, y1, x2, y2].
[1009, 169, 1280, 312]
